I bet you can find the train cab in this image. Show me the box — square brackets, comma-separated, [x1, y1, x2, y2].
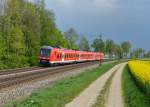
[39, 46, 52, 64]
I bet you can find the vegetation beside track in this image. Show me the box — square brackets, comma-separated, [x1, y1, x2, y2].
[122, 65, 150, 107]
[5, 62, 118, 107]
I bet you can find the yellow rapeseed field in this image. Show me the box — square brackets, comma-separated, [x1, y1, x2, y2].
[128, 60, 150, 90]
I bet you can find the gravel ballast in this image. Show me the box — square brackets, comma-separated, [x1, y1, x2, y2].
[0, 64, 99, 106]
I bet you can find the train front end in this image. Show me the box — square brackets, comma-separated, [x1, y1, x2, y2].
[39, 46, 52, 65]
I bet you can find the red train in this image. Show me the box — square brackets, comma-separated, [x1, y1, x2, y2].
[38, 46, 104, 65]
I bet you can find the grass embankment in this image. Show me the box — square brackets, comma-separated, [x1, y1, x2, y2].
[122, 65, 150, 107]
[5, 62, 117, 107]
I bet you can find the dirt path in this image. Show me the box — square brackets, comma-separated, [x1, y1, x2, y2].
[65, 63, 122, 107]
[106, 63, 126, 107]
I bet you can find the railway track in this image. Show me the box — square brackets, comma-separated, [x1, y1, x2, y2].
[0, 61, 100, 89]
[0, 59, 113, 76]
[0, 66, 44, 75]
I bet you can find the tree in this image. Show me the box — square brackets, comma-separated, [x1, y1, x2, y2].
[121, 41, 131, 58]
[0, 0, 73, 68]
[79, 36, 90, 51]
[64, 28, 79, 49]
[105, 39, 115, 58]
[91, 35, 105, 52]
[0, 0, 7, 15]
[130, 48, 144, 58]
[144, 51, 150, 58]
[1, 0, 26, 56]
[138, 48, 145, 58]
[114, 44, 123, 59]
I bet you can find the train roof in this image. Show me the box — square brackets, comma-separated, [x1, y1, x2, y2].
[41, 46, 53, 49]
[41, 46, 103, 54]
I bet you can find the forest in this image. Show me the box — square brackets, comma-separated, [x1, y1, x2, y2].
[0, 0, 149, 69]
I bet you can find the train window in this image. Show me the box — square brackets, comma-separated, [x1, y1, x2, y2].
[40, 48, 51, 57]
[54, 52, 57, 56]
[65, 54, 67, 58]
[57, 54, 59, 59]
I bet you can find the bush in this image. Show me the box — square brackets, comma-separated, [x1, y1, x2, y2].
[0, 54, 38, 70]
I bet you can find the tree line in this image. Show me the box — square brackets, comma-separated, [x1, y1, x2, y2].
[64, 28, 150, 59]
[0, 0, 149, 69]
[0, 0, 73, 69]
[90, 36, 150, 59]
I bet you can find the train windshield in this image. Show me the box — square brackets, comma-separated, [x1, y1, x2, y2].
[40, 48, 51, 57]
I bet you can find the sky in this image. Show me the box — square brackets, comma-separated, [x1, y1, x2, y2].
[45, 0, 150, 51]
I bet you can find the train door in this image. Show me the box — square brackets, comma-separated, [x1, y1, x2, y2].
[79, 53, 81, 61]
[62, 52, 65, 62]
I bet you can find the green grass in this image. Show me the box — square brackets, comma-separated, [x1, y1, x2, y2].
[5, 62, 118, 107]
[141, 58, 150, 61]
[122, 65, 150, 107]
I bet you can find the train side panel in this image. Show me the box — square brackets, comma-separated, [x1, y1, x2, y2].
[39, 46, 104, 65]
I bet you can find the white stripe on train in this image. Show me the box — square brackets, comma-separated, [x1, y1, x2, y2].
[49, 59, 101, 64]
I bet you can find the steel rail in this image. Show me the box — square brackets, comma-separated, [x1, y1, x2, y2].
[0, 61, 99, 89]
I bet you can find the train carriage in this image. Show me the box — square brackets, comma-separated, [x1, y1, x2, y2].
[39, 46, 104, 65]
